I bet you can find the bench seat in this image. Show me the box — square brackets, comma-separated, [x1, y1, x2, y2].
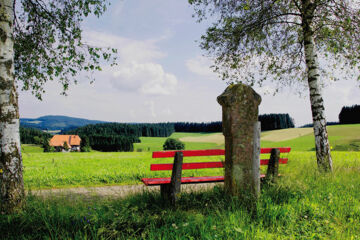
[142, 174, 267, 186]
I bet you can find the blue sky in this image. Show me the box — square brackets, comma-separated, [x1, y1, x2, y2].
[19, 0, 360, 126]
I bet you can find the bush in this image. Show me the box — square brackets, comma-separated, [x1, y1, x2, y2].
[63, 141, 70, 151]
[163, 138, 185, 150]
[80, 136, 91, 152]
[42, 138, 54, 152]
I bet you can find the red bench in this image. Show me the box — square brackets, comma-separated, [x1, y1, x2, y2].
[142, 148, 291, 204]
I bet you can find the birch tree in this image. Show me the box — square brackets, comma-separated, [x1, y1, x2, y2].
[189, 0, 360, 172]
[0, 0, 115, 213]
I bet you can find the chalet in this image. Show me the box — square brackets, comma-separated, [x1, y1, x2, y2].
[49, 135, 81, 152]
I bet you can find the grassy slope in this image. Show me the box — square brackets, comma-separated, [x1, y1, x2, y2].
[262, 124, 360, 151]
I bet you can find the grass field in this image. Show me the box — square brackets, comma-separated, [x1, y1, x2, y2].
[22, 151, 359, 190]
[3, 152, 360, 239]
[5, 124, 360, 239]
[21, 124, 360, 190]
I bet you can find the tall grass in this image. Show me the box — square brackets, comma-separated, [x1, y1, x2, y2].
[2, 152, 360, 239]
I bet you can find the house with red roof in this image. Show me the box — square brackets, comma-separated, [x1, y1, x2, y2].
[49, 135, 81, 152]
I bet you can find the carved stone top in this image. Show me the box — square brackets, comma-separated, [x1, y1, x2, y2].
[217, 83, 261, 107]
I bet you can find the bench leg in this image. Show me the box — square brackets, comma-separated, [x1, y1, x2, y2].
[265, 148, 280, 183]
[160, 184, 171, 200]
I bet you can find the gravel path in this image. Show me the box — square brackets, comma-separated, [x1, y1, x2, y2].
[31, 183, 223, 200]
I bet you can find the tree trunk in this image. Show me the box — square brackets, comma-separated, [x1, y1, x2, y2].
[0, 0, 25, 213]
[301, 0, 332, 172]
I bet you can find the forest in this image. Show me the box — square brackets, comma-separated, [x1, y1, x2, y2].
[339, 105, 360, 124]
[66, 123, 174, 152]
[21, 113, 295, 151]
[20, 127, 52, 144]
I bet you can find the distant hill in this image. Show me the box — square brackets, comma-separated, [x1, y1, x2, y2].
[20, 115, 106, 132]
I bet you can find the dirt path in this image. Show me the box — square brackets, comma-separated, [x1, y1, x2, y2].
[31, 183, 223, 200]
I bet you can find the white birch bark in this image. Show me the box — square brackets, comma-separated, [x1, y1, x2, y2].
[302, 0, 333, 171]
[0, 0, 25, 213]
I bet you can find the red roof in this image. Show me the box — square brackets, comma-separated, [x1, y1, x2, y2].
[49, 135, 81, 147]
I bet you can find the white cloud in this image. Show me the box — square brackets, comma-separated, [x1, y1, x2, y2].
[83, 31, 166, 62]
[83, 31, 177, 95]
[185, 56, 217, 79]
[100, 61, 177, 95]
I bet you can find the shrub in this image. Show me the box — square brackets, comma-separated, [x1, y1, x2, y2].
[80, 136, 91, 152]
[163, 138, 185, 150]
[42, 138, 53, 152]
[63, 141, 70, 151]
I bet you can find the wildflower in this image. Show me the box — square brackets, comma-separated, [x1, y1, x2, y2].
[172, 223, 178, 229]
[0, 169, 3, 173]
[182, 223, 189, 227]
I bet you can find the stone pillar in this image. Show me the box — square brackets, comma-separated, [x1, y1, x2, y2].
[217, 83, 262, 199]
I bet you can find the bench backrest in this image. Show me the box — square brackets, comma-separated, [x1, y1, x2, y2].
[150, 148, 291, 171]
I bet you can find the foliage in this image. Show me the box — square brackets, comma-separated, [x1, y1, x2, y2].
[174, 122, 222, 132]
[339, 105, 360, 124]
[63, 141, 70, 151]
[80, 136, 91, 152]
[20, 127, 52, 144]
[259, 113, 294, 131]
[189, 0, 360, 88]
[3, 152, 360, 239]
[87, 135, 135, 152]
[67, 123, 175, 152]
[14, 0, 117, 99]
[42, 138, 53, 153]
[32, 136, 43, 145]
[67, 122, 175, 138]
[163, 138, 185, 150]
[173, 114, 294, 133]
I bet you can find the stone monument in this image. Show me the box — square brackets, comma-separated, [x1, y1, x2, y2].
[217, 83, 262, 199]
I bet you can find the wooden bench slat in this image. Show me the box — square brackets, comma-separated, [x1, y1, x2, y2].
[142, 176, 224, 185]
[150, 158, 288, 171]
[152, 147, 291, 158]
[260, 147, 291, 154]
[142, 174, 267, 186]
[151, 162, 224, 171]
[152, 149, 225, 158]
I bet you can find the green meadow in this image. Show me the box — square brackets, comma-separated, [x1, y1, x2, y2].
[4, 124, 360, 239]
[21, 124, 360, 190]
[3, 152, 360, 239]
